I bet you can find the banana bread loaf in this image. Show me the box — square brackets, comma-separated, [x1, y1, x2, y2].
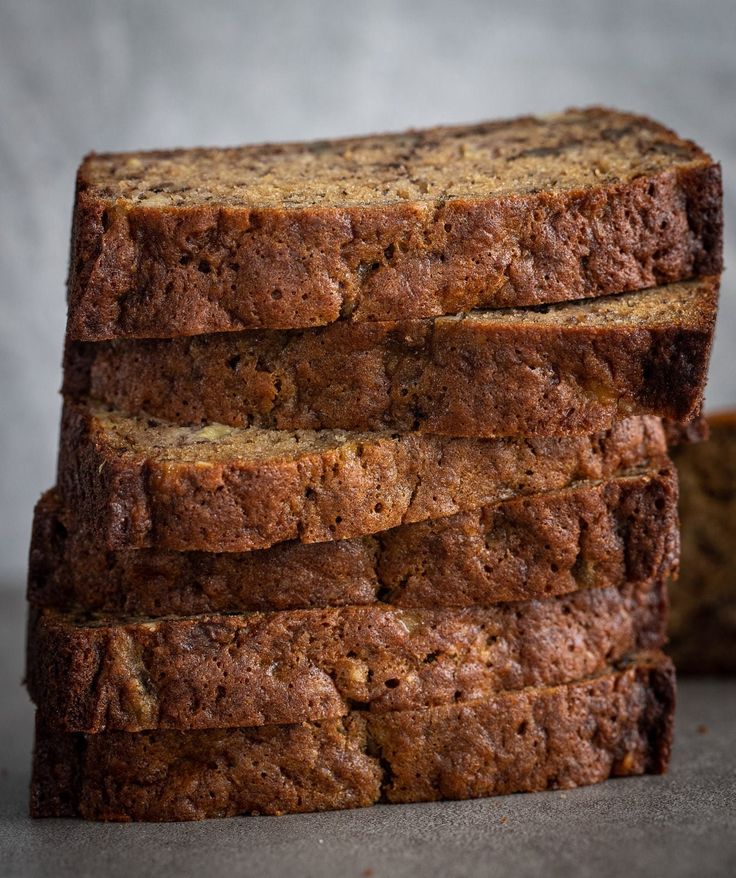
[27, 579, 666, 733]
[64, 277, 718, 437]
[67, 108, 722, 341]
[29, 466, 678, 615]
[670, 411, 736, 672]
[58, 403, 675, 552]
[31, 652, 675, 820]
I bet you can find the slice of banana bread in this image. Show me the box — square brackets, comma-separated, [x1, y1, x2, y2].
[68, 108, 722, 341]
[29, 466, 678, 615]
[670, 411, 736, 672]
[58, 402, 674, 552]
[31, 652, 675, 820]
[64, 277, 718, 437]
[27, 579, 666, 734]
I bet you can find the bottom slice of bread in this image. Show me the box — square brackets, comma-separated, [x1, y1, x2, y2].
[31, 651, 674, 822]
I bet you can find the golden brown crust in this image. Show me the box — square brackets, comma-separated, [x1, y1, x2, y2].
[669, 411, 736, 672]
[26, 579, 668, 733]
[28, 467, 678, 615]
[66, 109, 723, 341]
[30, 653, 675, 821]
[57, 402, 673, 551]
[63, 278, 718, 436]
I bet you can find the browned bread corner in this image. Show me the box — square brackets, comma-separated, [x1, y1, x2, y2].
[67, 108, 722, 341]
[31, 652, 675, 820]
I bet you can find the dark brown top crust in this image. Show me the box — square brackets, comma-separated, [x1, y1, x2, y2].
[31, 653, 675, 820]
[67, 108, 722, 340]
[63, 278, 718, 437]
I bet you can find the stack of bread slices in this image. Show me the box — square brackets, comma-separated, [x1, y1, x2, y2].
[27, 108, 722, 822]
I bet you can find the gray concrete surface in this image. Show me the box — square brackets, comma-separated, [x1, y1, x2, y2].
[1, 0, 736, 581]
[0, 587, 734, 878]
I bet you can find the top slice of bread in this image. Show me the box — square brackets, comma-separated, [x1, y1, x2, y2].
[69, 107, 722, 340]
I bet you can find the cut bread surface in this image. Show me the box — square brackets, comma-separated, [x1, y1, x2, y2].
[82, 110, 709, 208]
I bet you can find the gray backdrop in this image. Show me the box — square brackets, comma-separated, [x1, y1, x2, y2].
[1, 0, 734, 583]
